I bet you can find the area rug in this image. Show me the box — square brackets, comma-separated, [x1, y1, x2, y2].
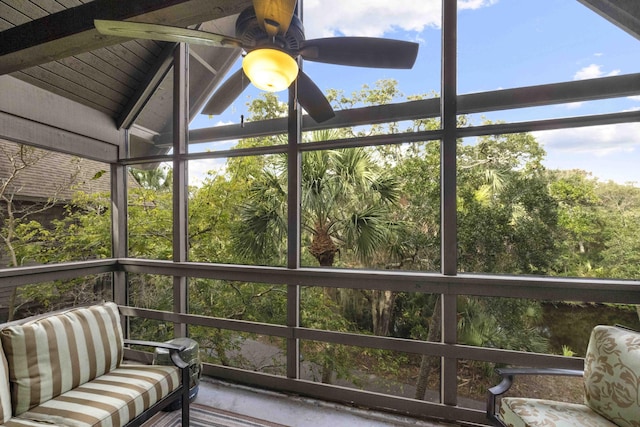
[144, 403, 289, 427]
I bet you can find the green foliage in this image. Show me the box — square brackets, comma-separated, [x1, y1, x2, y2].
[48, 191, 112, 261]
[548, 170, 604, 275]
[458, 297, 548, 353]
[130, 165, 172, 191]
[13, 276, 111, 320]
[392, 292, 439, 339]
[7, 78, 640, 391]
[126, 274, 174, 341]
[300, 287, 360, 383]
[187, 278, 288, 370]
[231, 169, 288, 266]
[562, 345, 575, 357]
[190, 278, 287, 324]
[189, 171, 248, 263]
[595, 182, 640, 279]
[456, 132, 560, 274]
[232, 128, 403, 268]
[390, 141, 441, 271]
[127, 188, 173, 259]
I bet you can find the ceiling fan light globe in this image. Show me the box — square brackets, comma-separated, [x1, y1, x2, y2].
[242, 48, 298, 92]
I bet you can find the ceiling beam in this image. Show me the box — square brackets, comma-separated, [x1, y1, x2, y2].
[0, 75, 122, 161]
[0, 112, 119, 163]
[577, 0, 640, 40]
[0, 0, 251, 75]
[117, 43, 177, 130]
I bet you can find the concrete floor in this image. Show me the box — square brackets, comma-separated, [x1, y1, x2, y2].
[194, 377, 461, 427]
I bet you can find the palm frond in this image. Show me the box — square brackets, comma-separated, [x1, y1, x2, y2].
[344, 207, 390, 261]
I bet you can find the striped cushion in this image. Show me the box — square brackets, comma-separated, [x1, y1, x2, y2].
[3, 419, 56, 426]
[7, 364, 179, 427]
[0, 344, 12, 423]
[0, 303, 124, 415]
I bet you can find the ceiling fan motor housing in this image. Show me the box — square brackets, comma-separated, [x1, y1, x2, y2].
[236, 6, 305, 52]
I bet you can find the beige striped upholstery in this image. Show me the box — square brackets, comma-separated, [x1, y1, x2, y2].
[2, 419, 52, 426]
[0, 303, 124, 416]
[4, 364, 180, 427]
[0, 345, 12, 423]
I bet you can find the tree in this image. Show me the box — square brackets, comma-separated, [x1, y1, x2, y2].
[548, 170, 604, 276]
[130, 164, 172, 191]
[232, 129, 401, 270]
[233, 128, 403, 340]
[596, 181, 640, 280]
[455, 130, 559, 274]
[401, 129, 556, 399]
[189, 170, 248, 264]
[227, 92, 407, 381]
[0, 144, 82, 268]
[0, 144, 99, 319]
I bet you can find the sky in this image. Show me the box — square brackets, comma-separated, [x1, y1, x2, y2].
[188, 0, 640, 185]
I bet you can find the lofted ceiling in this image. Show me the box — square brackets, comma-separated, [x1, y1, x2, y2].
[0, 0, 638, 163]
[577, 0, 640, 40]
[0, 0, 251, 161]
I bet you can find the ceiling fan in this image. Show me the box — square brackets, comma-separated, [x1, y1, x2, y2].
[94, 0, 419, 123]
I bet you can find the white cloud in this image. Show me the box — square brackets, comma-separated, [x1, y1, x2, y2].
[458, 0, 499, 10]
[573, 64, 621, 81]
[565, 102, 584, 110]
[303, 0, 497, 38]
[628, 95, 640, 102]
[189, 158, 227, 187]
[534, 123, 640, 156]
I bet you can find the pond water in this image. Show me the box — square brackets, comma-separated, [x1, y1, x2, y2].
[542, 303, 640, 357]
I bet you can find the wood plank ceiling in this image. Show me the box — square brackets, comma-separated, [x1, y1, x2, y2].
[0, 0, 251, 158]
[577, 0, 640, 40]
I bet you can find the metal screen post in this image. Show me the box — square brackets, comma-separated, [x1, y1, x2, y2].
[285, 1, 303, 380]
[440, 0, 459, 407]
[111, 136, 129, 336]
[173, 43, 189, 338]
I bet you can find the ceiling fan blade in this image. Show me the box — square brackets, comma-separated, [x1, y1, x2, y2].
[253, 0, 297, 37]
[296, 71, 335, 123]
[201, 68, 251, 115]
[94, 20, 244, 48]
[300, 37, 419, 69]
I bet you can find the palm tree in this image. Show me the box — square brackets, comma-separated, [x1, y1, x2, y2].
[130, 165, 172, 191]
[232, 130, 402, 383]
[234, 129, 401, 269]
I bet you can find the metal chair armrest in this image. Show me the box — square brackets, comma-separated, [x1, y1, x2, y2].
[123, 339, 189, 368]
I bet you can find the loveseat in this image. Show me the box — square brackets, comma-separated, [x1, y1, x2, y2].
[0, 302, 190, 426]
[487, 324, 640, 427]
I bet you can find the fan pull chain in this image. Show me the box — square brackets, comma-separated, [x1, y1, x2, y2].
[241, 70, 246, 127]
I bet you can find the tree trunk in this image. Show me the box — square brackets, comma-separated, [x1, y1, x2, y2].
[309, 227, 338, 267]
[321, 344, 336, 384]
[213, 329, 230, 366]
[371, 289, 396, 336]
[321, 364, 333, 384]
[415, 295, 442, 400]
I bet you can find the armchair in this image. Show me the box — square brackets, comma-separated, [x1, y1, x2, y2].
[487, 325, 640, 427]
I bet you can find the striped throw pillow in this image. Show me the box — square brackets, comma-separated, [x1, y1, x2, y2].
[0, 302, 124, 415]
[0, 345, 11, 423]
